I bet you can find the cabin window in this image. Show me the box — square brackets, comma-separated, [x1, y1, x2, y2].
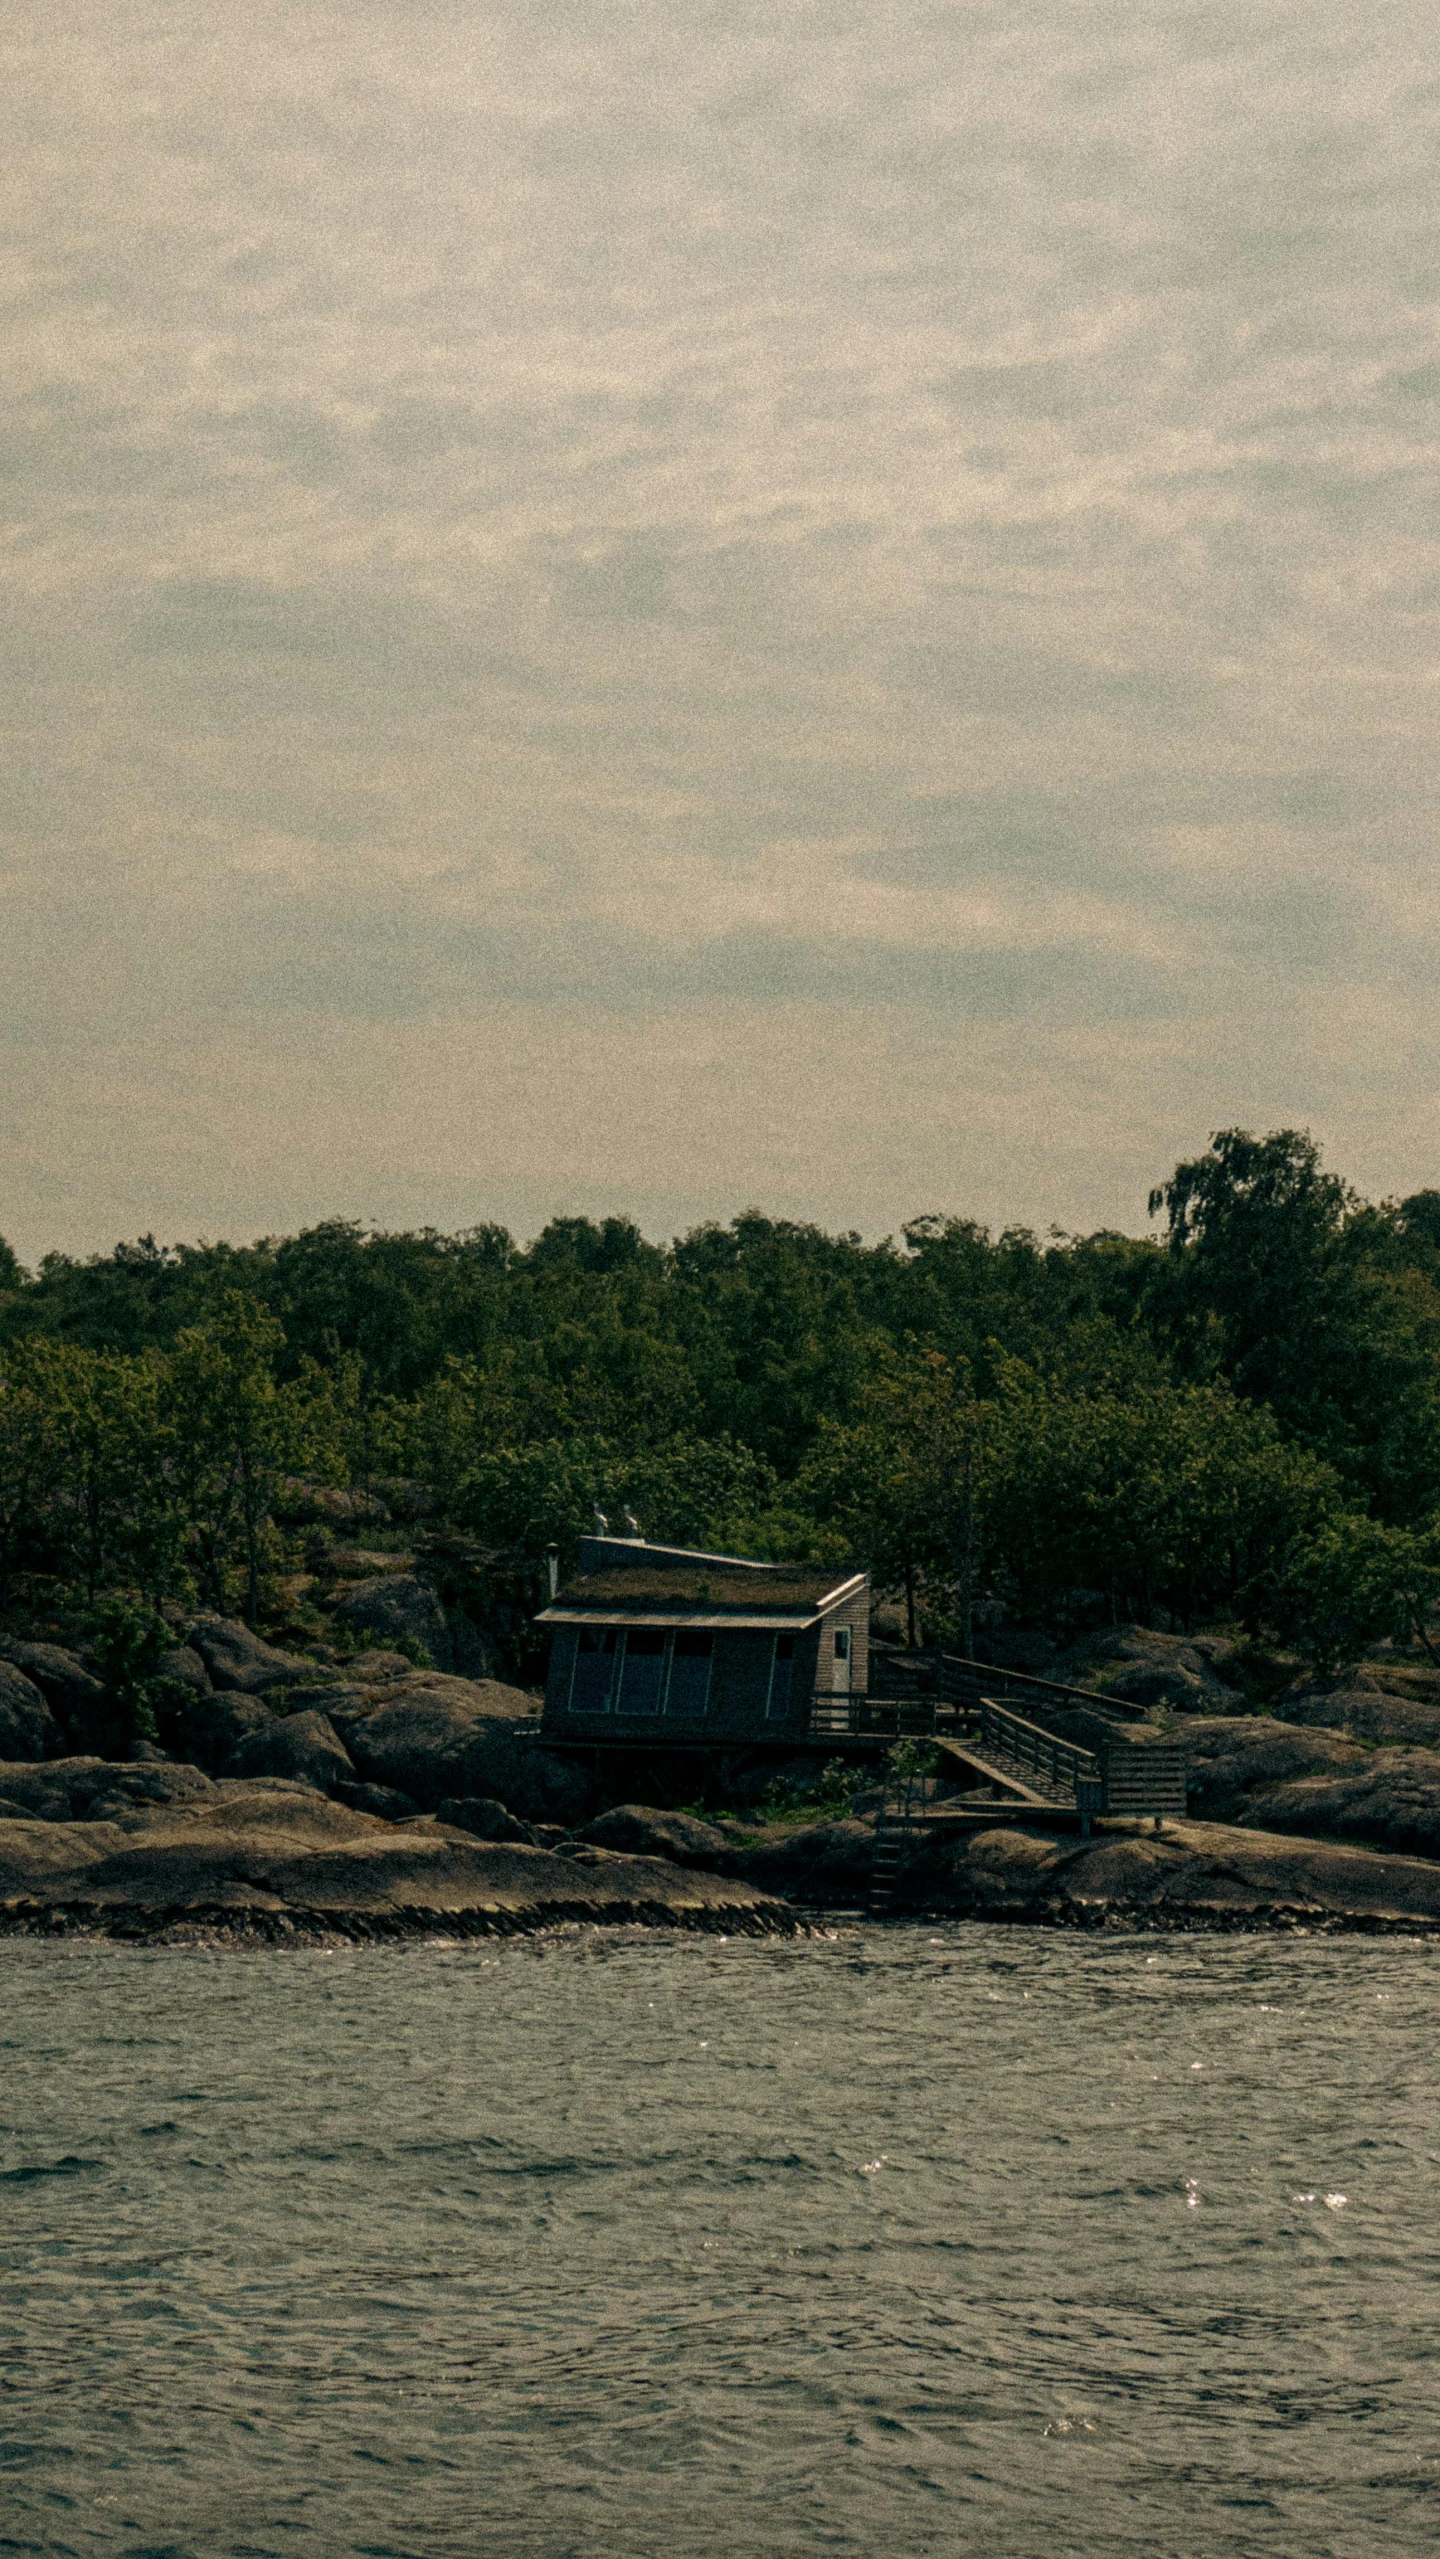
[570, 1627, 618, 1715]
[766, 1631, 795, 1719]
[616, 1627, 667, 1716]
[667, 1629, 713, 1718]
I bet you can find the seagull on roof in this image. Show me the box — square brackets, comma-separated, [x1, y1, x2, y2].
[592, 1507, 609, 1534]
[621, 1506, 642, 1538]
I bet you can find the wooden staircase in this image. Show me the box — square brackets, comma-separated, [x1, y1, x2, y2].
[865, 1693, 1188, 1914]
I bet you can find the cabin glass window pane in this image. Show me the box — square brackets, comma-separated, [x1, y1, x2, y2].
[571, 1628, 618, 1715]
[667, 1629, 713, 1718]
[766, 1631, 795, 1719]
[617, 1628, 668, 1716]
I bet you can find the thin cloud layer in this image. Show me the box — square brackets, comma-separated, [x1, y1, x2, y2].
[2, 0, 1437, 1258]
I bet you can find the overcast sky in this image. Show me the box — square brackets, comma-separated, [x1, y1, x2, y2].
[3, 0, 1437, 1264]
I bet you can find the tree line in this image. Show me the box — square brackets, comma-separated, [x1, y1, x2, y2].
[2, 1129, 1439, 1675]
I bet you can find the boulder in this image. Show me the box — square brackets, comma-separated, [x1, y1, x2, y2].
[731, 1817, 875, 1899]
[164, 1688, 281, 1777]
[329, 1673, 546, 1812]
[0, 1637, 108, 1727]
[910, 1816, 1440, 1929]
[0, 1755, 214, 1823]
[1283, 1686, 1440, 1749]
[339, 1649, 415, 1684]
[436, 1795, 539, 1845]
[226, 1710, 356, 1792]
[187, 1616, 337, 1695]
[330, 1574, 451, 1669]
[445, 1610, 502, 1681]
[332, 1779, 422, 1821]
[1231, 1749, 1440, 1863]
[1102, 1661, 1216, 1715]
[157, 1645, 212, 1694]
[1182, 1716, 1363, 1824]
[0, 1662, 65, 1761]
[576, 1804, 733, 1867]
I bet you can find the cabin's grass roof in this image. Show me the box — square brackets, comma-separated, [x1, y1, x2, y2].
[538, 1564, 865, 1626]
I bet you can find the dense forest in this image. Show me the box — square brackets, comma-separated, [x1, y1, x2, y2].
[2, 1129, 1439, 1676]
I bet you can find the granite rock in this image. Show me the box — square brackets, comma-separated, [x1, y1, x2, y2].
[226, 1710, 356, 1792]
[188, 1616, 338, 1696]
[576, 1805, 733, 1867]
[0, 1663, 65, 1762]
[0, 1637, 107, 1727]
[330, 1575, 451, 1670]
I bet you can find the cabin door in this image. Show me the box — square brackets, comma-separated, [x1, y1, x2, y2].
[832, 1625, 853, 1694]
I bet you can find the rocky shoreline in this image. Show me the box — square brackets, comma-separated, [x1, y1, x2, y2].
[0, 1897, 803, 1947]
[6, 1776, 1440, 1946]
[7, 1609, 1440, 1947]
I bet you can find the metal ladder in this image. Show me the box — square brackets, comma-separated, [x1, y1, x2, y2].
[868, 1776, 924, 1916]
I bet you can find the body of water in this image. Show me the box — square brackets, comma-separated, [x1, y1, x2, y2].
[1, 1924, 1436, 2558]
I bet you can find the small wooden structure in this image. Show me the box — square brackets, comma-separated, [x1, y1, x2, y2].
[537, 1534, 869, 1746]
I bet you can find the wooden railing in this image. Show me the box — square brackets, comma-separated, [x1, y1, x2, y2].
[929, 1651, 1145, 1724]
[807, 1693, 940, 1740]
[811, 1679, 1185, 1828]
[978, 1699, 1101, 1802]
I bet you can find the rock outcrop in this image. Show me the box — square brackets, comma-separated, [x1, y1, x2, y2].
[0, 1637, 107, 1729]
[162, 1688, 285, 1775]
[0, 1756, 216, 1822]
[332, 1779, 422, 1821]
[436, 1795, 539, 1845]
[156, 1645, 212, 1695]
[340, 1650, 418, 1685]
[225, 1709, 356, 1792]
[729, 1817, 875, 1900]
[0, 1777, 790, 1938]
[1182, 1716, 1362, 1821]
[1282, 1684, 1440, 1750]
[904, 1817, 1440, 1931]
[1060, 1626, 1241, 1710]
[0, 1664, 64, 1762]
[328, 1672, 588, 1823]
[1160, 1714, 1440, 1862]
[330, 1574, 451, 1669]
[188, 1617, 337, 1696]
[575, 1804, 734, 1867]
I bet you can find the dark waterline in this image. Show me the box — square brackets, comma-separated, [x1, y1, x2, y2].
[1, 1925, 1436, 2558]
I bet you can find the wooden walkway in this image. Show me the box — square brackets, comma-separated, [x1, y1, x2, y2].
[865, 1688, 1189, 1914]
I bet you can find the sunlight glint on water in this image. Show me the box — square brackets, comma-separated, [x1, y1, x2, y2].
[0, 1926, 1436, 2558]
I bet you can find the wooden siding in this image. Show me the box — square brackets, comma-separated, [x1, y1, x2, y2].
[542, 1585, 868, 1742]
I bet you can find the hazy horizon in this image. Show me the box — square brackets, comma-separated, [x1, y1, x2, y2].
[4, 1, 1438, 1266]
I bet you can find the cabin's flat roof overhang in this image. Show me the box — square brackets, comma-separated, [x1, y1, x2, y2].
[536, 1570, 866, 1632]
[537, 1607, 825, 1632]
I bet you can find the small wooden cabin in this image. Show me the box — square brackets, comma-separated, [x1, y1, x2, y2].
[537, 1535, 869, 1745]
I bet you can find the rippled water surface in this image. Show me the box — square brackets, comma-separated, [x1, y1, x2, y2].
[1, 1924, 1437, 2558]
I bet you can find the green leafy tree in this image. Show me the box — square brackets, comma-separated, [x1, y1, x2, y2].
[87, 1588, 173, 1751]
[1261, 1516, 1440, 1679]
[163, 1294, 344, 1620]
[0, 1343, 65, 1606]
[1150, 1129, 1440, 1517]
[984, 1364, 1339, 1629]
[456, 1432, 792, 1566]
[800, 1349, 995, 1648]
[31, 1343, 175, 1600]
